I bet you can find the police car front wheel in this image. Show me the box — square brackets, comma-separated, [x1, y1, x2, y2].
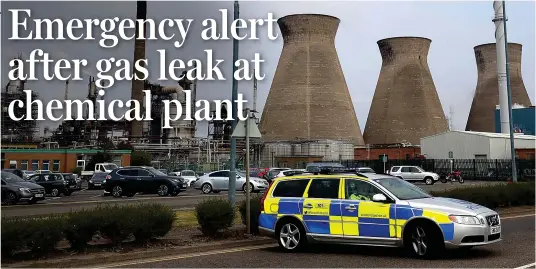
[404, 221, 443, 259]
[277, 220, 306, 252]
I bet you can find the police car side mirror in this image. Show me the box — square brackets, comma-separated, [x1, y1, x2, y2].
[372, 194, 388, 203]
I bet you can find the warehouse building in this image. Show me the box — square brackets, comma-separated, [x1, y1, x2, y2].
[421, 131, 535, 160]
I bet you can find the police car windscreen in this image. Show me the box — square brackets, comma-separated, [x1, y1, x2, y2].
[373, 177, 432, 200]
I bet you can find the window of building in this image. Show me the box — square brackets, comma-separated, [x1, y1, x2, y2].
[307, 178, 340, 199]
[9, 160, 17, 169]
[31, 160, 39, 171]
[52, 160, 60, 172]
[21, 160, 29, 170]
[272, 179, 310, 198]
[42, 160, 50, 171]
[77, 160, 85, 168]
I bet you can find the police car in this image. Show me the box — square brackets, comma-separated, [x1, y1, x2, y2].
[258, 169, 501, 258]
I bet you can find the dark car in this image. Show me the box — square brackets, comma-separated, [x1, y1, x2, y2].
[2, 169, 24, 179]
[104, 166, 188, 198]
[28, 173, 73, 197]
[62, 173, 82, 190]
[1, 171, 45, 205]
[88, 172, 108, 189]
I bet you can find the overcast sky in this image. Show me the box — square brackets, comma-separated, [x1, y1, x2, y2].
[2, 1, 535, 137]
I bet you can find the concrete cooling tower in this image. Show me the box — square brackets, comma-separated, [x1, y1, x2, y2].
[466, 43, 532, 132]
[259, 14, 364, 146]
[363, 37, 449, 145]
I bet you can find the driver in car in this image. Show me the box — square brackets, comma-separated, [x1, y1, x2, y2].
[348, 182, 371, 201]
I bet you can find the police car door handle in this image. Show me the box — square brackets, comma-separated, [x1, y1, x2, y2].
[345, 205, 356, 210]
[304, 204, 313, 209]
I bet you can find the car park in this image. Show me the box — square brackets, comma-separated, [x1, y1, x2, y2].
[1, 171, 45, 205]
[104, 166, 188, 198]
[28, 173, 73, 197]
[62, 173, 82, 191]
[193, 170, 270, 194]
[258, 169, 501, 258]
[389, 166, 439, 185]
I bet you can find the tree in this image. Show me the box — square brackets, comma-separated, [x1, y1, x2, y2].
[131, 151, 152, 166]
[85, 152, 113, 170]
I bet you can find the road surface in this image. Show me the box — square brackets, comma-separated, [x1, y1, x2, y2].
[113, 215, 535, 268]
[1, 180, 499, 217]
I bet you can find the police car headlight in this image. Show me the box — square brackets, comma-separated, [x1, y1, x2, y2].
[449, 215, 482, 225]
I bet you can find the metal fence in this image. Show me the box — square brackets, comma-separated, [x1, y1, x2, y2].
[341, 159, 535, 181]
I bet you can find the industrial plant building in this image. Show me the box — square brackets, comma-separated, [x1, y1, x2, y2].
[421, 131, 535, 160]
[466, 43, 532, 132]
[258, 14, 362, 166]
[363, 37, 449, 146]
[495, 106, 535, 135]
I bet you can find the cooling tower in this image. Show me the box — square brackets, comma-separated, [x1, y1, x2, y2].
[259, 14, 364, 145]
[130, 1, 147, 139]
[363, 37, 449, 145]
[466, 43, 532, 132]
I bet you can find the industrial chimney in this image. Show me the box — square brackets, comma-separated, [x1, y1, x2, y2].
[363, 37, 449, 145]
[466, 43, 532, 132]
[259, 14, 364, 145]
[130, 0, 147, 140]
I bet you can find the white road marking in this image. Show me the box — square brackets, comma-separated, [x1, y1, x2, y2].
[501, 214, 535, 220]
[98, 244, 275, 268]
[514, 262, 536, 269]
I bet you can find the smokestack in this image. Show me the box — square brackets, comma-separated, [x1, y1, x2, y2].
[130, 0, 147, 140]
[259, 14, 365, 145]
[64, 80, 69, 100]
[363, 37, 449, 145]
[465, 43, 531, 132]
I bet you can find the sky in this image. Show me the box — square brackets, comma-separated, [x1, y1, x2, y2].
[1, 0, 535, 138]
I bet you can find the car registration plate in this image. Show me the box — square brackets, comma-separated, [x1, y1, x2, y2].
[182, 184, 188, 188]
[490, 226, 501, 234]
[94, 183, 101, 186]
[35, 194, 43, 197]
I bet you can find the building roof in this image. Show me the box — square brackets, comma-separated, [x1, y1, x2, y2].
[422, 130, 536, 140]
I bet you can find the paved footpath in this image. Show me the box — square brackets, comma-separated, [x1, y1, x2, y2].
[113, 215, 535, 268]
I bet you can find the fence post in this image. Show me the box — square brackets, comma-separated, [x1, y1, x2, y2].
[473, 159, 476, 181]
[495, 159, 499, 181]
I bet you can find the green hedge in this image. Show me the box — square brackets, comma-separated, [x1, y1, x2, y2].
[1, 203, 175, 257]
[238, 194, 262, 235]
[430, 182, 535, 209]
[195, 198, 235, 237]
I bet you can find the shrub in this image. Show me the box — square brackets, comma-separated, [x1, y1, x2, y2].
[238, 194, 262, 235]
[195, 198, 235, 237]
[431, 182, 535, 209]
[99, 204, 138, 246]
[132, 203, 176, 244]
[24, 215, 66, 255]
[1, 217, 30, 257]
[64, 209, 103, 250]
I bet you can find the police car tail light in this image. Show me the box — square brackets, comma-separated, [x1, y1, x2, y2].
[259, 181, 273, 212]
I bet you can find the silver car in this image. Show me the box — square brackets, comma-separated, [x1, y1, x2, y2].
[193, 170, 269, 194]
[389, 166, 439, 185]
[259, 173, 501, 258]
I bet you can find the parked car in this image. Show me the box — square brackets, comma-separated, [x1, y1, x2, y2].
[355, 167, 376, 173]
[1, 171, 45, 205]
[35, 170, 52, 174]
[272, 169, 307, 178]
[104, 166, 188, 198]
[88, 172, 108, 189]
[193, 170, 269, 194]
[388, 166, 439, 185]
[22, 170, 37, 179]
[28, 173, 73, 197]
[305, 162, 345, 172]
[177, 170, 199, 186]
[62, 173, 82, 190]
[2, 169, 25, 179]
